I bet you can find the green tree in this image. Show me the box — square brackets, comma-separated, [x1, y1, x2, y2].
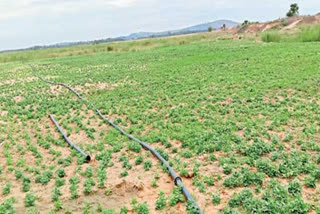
[208, 27, 213, 32]
[287, 3, 299, 17]
[242, 20, 249, 26]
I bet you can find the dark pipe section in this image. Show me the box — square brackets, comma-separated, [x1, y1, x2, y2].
[97, 110, 201, 212]
[31, 65, 202, 214]
[49, 114, 91, 162]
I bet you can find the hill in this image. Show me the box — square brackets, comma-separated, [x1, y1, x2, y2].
[123, 20, 239, 40]
[0, 20, 239, 53]
[237, 15, 320, 33]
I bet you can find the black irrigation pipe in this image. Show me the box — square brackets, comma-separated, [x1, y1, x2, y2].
[50, 114, 91, 162]
[30, 65, 203, 214]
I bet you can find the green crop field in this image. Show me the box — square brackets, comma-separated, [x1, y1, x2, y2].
[0, 37, 319, 214]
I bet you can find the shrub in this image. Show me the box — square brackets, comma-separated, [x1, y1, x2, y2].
[298, 25, 320, 42]
[281, 19, 289, 27]
[261, 32, 281, 43]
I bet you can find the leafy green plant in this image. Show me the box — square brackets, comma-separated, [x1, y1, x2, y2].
[155, 191, 166, 210]
[256, 158, 278, 177]
[22, 177, 31, 192]
[97, 165, 107, 188]
[54, 200, 63, 211]
[143, 160, 152, 171]
[55, 177, 66, 187]
[0, 197, 15, 214]
[14, 169, 23, 180]
[56, 168, 65, 178]
[2, 183, 11, 195]
[120, 206, 128, 214]
[169, 187, 184, 206]
[84, 178, 95, 195]
[288, 179, 302, 196]
[151, 179, 158, 187]
[212, 192, 221, 205]
[223, 167, 264, 188]
[51, 187, 61, 202]
[120, 170, 128, 177]
[186, 200, 201, 214]
[102, 208, 116, 214]
[204, 175, 214, 186]
[128, 141, 142, 153]
[305, 176, 316, 188]
[133, 202, 149, 214]
[69, 176, 79, 199]
[85, 166, 93, 178]
[25, 192, 37, 207]
[135, 155, 143, 165]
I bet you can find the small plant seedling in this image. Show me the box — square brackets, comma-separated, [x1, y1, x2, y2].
[143, 161, 152, 171]
[155, 191, 166, 210]
[2, 183, 11, 195]
[212, 193, 221, 205]
[25, 192, 37, 207]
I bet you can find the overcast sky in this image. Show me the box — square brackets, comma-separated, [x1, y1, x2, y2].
[0, 0, 319, 51]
